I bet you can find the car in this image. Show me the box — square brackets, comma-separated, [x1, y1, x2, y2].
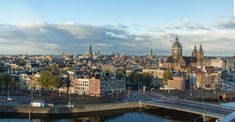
[7, 97, 13, 101]
[48, 103, 54, 107]
[66, 103, 74, 108]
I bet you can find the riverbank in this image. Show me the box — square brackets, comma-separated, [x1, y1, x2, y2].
[0, 106, 203, 122]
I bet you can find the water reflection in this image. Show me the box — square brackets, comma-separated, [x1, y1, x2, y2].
[0, 112, 172, 122]
[0, 109, 200, 122]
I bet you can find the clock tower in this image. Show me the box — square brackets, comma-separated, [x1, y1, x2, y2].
[172, 36, 182, 62]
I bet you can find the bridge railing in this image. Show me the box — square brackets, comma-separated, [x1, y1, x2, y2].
[142, 101, 227, 119]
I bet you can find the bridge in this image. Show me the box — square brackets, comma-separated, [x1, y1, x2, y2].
[1, 97, 235, 121]
[141, 98, 235, 121]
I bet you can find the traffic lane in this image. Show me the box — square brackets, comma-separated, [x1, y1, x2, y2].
[145, 93, 235, 111]
[145, 100, 233, 115]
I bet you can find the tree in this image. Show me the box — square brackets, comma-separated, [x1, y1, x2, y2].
[163, 70, 172, 85]
[133, 73, 142, 89]
[116, 69, 126, 79]
[0, 74, 19, 89]
[38, 71, 61, 90]
[45, 65, 60, 75]
[142, 73, 152, 87]
[127, 71, 153, 90]
[18, 60, 26, 66]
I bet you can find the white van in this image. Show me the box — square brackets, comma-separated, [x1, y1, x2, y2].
[31, 100, 45, 107]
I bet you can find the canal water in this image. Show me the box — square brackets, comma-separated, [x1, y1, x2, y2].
[0, 109, 200, 122]
[0, 112, 172, 122]
[222, 102, 235, 107]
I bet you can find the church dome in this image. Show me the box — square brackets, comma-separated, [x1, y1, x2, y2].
[172, 36, 182, 48]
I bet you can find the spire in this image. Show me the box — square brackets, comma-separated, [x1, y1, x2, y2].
[194, 44, 197, 51]
[62, 50, 65, 56]
[193, 44, 197, 52]
[172, 35, 182, 48]
[192, 44, 197, 57]
[199, 44, 203, 52]
[88, 44, 93, 59]
[175, 35, 179, 43]
[150, 49, 153, 57]
[89, 44, 92, 54]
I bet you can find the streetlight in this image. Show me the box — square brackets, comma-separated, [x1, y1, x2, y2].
[116, 84, 119, 99]
[189, 72, 196, 97]
[2, 83, 4, 95]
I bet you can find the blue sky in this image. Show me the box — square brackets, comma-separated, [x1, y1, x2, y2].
[0, 0, 232, 25]
[0, 0, 234, 55]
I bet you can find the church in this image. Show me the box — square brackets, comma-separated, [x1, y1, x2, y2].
[163, 36, 221, 90]
[163, 36, 205, 71]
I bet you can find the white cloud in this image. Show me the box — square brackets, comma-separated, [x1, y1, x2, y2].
[106, 32, 127, 39]
[0, 18, 234, 56]
[214, 18, 235, 29]
[45, 43, 59, 50]
[165, 19, 210, 30]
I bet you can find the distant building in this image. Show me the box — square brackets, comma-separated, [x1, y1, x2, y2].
[172, 36, 182, 63]
[166, 76, 185, 90]
[161, 36, 220, 90]
[0, 66, 8, 74]
[142, 68, 164, 79]
[20, 73, 41, 90]
[87, 44, 93, 59]
[163, 36, 200, 71]
[196, 45, 205, 67]
[192, 66, 221, 89]
[206, 58, 225, 69]
[192, 45, 198, 57]
[70, 72, 126, 97]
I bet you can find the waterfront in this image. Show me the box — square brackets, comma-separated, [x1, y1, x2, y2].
[222, 102, 235, 107]
[0, 93, 230, 122]
[0, 110, 199, 122]
[0, 113, 172, 122]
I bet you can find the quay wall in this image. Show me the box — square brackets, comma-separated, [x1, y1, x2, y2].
[0, 102, 140, 114]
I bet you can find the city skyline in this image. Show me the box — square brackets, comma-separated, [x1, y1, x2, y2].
[0, 0, 234, 56]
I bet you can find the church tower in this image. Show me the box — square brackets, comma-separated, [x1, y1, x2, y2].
[192, 45, 197, 57]
[172, 36, 182, 62]
[197, 44, 204, 67]
[150, 49, 153, 57]
[88, 44, 93, 59]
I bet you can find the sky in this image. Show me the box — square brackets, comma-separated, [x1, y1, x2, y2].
[0, 0, 234, 56]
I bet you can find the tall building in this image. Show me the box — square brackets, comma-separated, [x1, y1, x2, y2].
[191, 44, 205, 67]
[150, 49, 153, 57]
[172, 36, 182, 62]
[192, 45, 197, 57]
[197, 44, 204, 67]
[88, 44, 93, 59]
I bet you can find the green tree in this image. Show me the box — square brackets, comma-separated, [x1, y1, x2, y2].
[116, 69, 126, 79]
[142, 73, 152, 87]
[132, 73, 142, 89]
[163, 70, 172, 85]
[0, 74, 19, 89]
[38, 71, 61, 90]
[18, 60, 26, 66]
[45, 65, 60, 75]
[128, 71, 153, 89]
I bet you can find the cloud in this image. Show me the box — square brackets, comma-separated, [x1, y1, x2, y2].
[106, 32, 128, 39]
[45, 43, 59, 50]
[165, 19, 210, 30]
[0, 18, 234, 56]
[214, 18, 235, 29]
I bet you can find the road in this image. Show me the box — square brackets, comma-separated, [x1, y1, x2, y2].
[122, 90, 235, 119]
[1, 90, 235, 119]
